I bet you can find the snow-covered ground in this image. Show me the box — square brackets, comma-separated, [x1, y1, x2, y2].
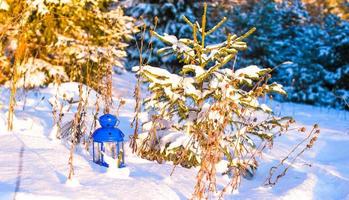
[0, 72, 348, 200]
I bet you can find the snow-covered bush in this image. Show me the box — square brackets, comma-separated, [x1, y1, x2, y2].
[0, 0, 135, 88]
[132, 4, 295, 198]
[1, 0, 135, 130]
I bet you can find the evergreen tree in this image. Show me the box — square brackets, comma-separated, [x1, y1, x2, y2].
[133, 3, 293, 197]
[224, 0, 349, 108]
[125, 0, 199, 72]
[0, 0, 135, 88]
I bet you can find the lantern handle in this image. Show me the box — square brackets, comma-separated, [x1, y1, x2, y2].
[116, 117, 120, 127]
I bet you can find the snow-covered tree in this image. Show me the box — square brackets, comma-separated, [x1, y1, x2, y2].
[0, 0, 134, 88]
[223, 0, 349, 109]
[132, 3, 293, 198]
[125, 0, 199, 72]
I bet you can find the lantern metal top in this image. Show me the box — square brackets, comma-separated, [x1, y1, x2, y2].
[99, 114, 117, 127]
[92, 114, 124, 143]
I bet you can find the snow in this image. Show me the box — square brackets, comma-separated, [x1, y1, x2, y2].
[65, 178, 81, 187]
[235, 65, 268, 79]
[182, 65, 206, 77]
[0, 0, 9, 11]
[260, 103, 272, 113]
[29, 0, 49, 15]
[46, 0, 71, 4]
[101, 152, 131, 179]
[4, 58, 68, 88]
[0, 72, 349, 199]
[163, 34, 178, 44]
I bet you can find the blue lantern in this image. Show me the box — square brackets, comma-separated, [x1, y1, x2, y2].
[92, 114, 125, 168]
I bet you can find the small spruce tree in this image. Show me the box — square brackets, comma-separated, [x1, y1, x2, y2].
[133, 3, 294, 198]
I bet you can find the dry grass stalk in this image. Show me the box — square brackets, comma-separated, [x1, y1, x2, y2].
[8, 33, 29, 131]
[116, 98, 126, 117]
[265, 124, 320, 186]
[136, 115, 164, 163]
[88, 63, 102, 143]
[130, 76, 142, 152]
[88, 55, 103, 144]
[88, 93, 100, 144]
[130, 18, 158, 152]
[68, 82, 85, 180]
[8, 64, 17, 131]
[104, 64, 113, 114]
[67, 142, 75, 180]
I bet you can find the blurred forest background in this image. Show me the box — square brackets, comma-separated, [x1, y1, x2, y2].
[125, 0, 349, 109]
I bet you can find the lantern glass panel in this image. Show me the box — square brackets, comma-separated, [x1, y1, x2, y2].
[120, 142, 125, 167]
[104, 142, 117, 160]
[93, 142, 102, 163]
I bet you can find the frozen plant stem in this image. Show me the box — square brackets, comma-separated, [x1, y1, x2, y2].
[104, 65, 113, 114]
[67, 81, 84, 180]
[131, 21, 150, 152]
[8, 35, 27, 131]
[265, 124, 320, 186]
[68, 144, 75, 180]
[8, 63, 17, 131]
